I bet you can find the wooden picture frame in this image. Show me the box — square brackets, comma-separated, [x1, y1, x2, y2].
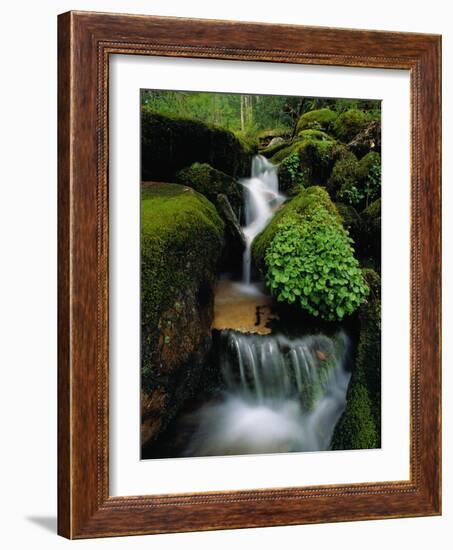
[58, 10, 441, 539]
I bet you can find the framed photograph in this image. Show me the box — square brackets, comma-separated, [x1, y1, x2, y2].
[58, 11, 441, 539]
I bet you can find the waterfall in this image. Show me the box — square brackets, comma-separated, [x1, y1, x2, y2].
[184, 331, 351, 456]
[241, 155, 285, 284]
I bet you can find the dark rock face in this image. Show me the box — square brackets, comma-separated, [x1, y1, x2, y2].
[140, 183, 225, 448]
[358, 198, 381, 271]
[335, 202, 362, 250]
[216, 193, 246, 273]
[141, 111, 253, 182]
[348, 120, 381, 158]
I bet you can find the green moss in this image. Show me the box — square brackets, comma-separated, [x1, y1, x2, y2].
[141, 111, 253, 182]
[296, 108, 338, 133]
[327, 152, 360, 201]
[297, 129, 333, 141]
[331, 269, 381, 449]
[331, 382, 378, 449]
[175, 162, 242, 217]
[357, 151, 380, 180]
[261, 139, 290, 159]
[271, 136, 342, 189]
[253, 186, 338, 268]
[141, 183, 224, 381]
[329, 150, 381, 210]
[332, 109, 369, 143]
[253, 187, 368, 321]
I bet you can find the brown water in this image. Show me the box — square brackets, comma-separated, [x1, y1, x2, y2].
[212, 280, 278, 335]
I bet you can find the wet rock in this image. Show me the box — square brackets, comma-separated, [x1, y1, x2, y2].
[216, 193, 246, 272]
[141, 183, 225, 448]
[176, 162, 242, 218]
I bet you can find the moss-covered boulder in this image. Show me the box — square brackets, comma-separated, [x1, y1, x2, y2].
[296, 108, 338, 134]
[360, 198, 381, 268]
[176, 162, 242, 218]
[327, 151, 360, 202]
[141, 111, 253, 182]
[140, 183, 225, 446]
[331, 269, 381, 449]
[333, 109, 370, 143]
[335, 202, 362, 248]
[261, 139, 290, 159]
[328, 150, 381, 210]
[272, 133, 344, 193]
[253, 187, 368, 321]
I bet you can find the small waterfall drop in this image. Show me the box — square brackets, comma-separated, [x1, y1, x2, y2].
[184, 331, 351, 457]
[241, 155, 285, 284]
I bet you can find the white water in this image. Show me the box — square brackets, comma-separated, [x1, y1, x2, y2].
[241, 155, 285, 284]
[179, 156, 352, 458]
[184, 331, 351, 456]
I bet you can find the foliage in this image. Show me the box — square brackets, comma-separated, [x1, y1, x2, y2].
[141, 90, 380, 145]
[277, 152, 308, 194]
[252, 186, 338, 268]
[358, 152, 381, 207]
[270, 134, 341, 189]
[328, 152, 360, 201]
[175, 162, 242, 217]
[330, 151, 381, 209]
[333, 109, 369, 142]
[255, 187, 368, 321]
[296, 108, 338, 133]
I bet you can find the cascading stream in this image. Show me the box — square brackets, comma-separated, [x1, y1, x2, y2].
[184, 331, 351, 456]
[241, 155, 285, 284]
[180, 155, 352, 458]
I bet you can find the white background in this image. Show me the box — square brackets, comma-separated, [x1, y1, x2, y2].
[110, 57, 410, 495]
[0, 0, 450, 548]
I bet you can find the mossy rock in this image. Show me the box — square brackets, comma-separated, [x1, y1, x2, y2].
[348, 120, 381, 158]
[272, 135, 344, 191]
[327, 151, 360, 201]
[141, 183, 225, 446]
[330, 382, 378, 449]
[141, 111, 253, 182]
[335, 202, 362, 250]
[176, 162, 242, 218]
[357, 151, 380, 180]
[331, 269, 381, 449]
[260, 139, 290, 159]
[253, 186, 368, 321]
[332, 109, 370, 143]
[329, 150, 381, 210]
[296, 108, 338, 134]
[360, 199, 381, 268]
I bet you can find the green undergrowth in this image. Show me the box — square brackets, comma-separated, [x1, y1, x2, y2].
[253, 187, 368, 321]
